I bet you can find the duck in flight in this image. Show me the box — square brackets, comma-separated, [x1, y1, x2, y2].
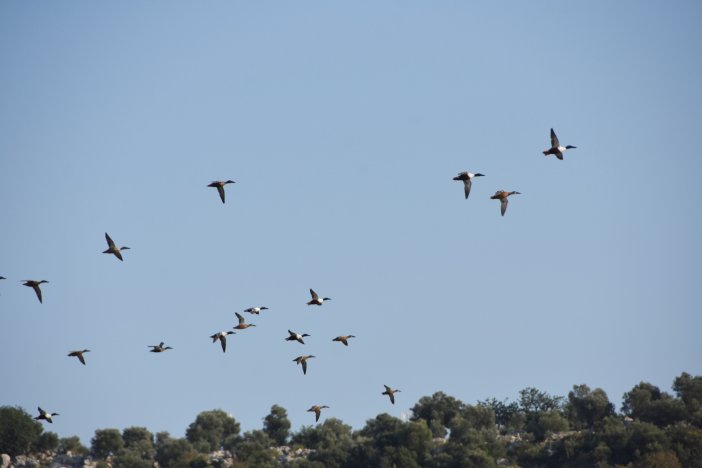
[243, 306, 268, 315]
[208, 180, 236, 204]
[382, 385, 401, 405]
[148, 342, 173, 353]
[293, 355, 316, 375]
[22, 280, 49, 303]
[286, 330, 310, 344]
[103, 233, 130, 261]
[453, 172, 485, 199]
[68, 349, 90, 365]
[543, 128, 576, 160]
[307, 405, 329, 422]
[490, 190, 521, 216]
[210, 331, 235, 353]
[332, 335, 356, 346]
[234, 312, 256, 330]
[307, 289, 331, 306]
[35, 407, 59, 423]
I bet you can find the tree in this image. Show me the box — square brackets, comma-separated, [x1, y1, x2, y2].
[518, 387, 564, 416]
[185, 409, 241, 452]
[33, 431, 59, 452]
[236, 429, 277, 467]
[566, 384, 615, 429]
[0, 406, 42, 456]
[673, 372, 702, 426]
[478, 397, 523, 432]
[91, 428, 124, 459]
[263, 404, 291, 446]
[58, 436, 89, 456]
[622, 382, 686, 427]
[155, 432, 198, 468]
[350, 414, 433, 467]
[411, 391, 466, 438]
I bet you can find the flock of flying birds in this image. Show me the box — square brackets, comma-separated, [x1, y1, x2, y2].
[7, 128, 576, 426]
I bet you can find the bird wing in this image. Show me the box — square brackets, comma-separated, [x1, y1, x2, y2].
[309, 289, 319, 300]
[235, 312, 245, 325]
[302, 360, 308, 375]
[33, 284, 43, 303]
[217, 185, 226, 203]
[463, 179, 472, 199]
[550, 128, 559, 148]
[77, 353, 86, 365]
[315, 408, 321, 421]
[105, 233, 116, 248]
[220, 335, 227, 352]
[114, 250, 123, 261]
[389, 393, 395, 404]
[501, 198, 508, 216]
[555, 150, 563, 160]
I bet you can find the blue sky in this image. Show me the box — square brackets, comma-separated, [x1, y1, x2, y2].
[1, 1, 701, 445]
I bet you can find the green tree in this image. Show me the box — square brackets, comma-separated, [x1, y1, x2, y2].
[291, 418, 354, 468]
[33, 431, 59, 452]
[566, 384, 615, 429]
[236, 429, 277, 467]
[411, 391, 466, 438]
[263, 404, 291, 446]
[57, 436, 89, 455]
[666, 423, 702, 468]
[622, 382, 686, 427]
[478, 397, 523, 432]
[186, 409, 241, 453]
[351, 414, 433, 467]
[673, 372, 702, 426]
[155, 432, 198, 468]
[91, 428, 124, 459]
[0, 406, 42, 456]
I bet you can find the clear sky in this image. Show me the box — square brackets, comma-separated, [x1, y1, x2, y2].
[1, 1, 701, 446]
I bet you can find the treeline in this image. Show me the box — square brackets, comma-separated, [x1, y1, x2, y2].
[1, 372, 701, 467]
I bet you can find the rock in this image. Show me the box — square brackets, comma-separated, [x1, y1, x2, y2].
[1, 454, 10, 468]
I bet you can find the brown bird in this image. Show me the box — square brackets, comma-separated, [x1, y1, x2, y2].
[102, 233, 130, 261]
[543, 128, 576, 160]
[148, 342, 173, 353]
[207, 180, 236, 204]
[382, 385, 401, 404]
[293, 355, 316, 375]
[332, 335, 356, 346]
[286, 330, 310, 344]
[68, 349, 90, 365]
[307, 405, 329, 422]
[210, 331, 235, 353]
[307, 288, 331, 306]
[452, 172, 485, 199]
[490, 190, 521, 216]
[35, 407, 59, 423]
[234, 312, 256, 330]
[22, 280, 48, 303]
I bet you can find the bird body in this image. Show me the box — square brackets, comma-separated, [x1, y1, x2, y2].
[208, 180, 236, 203]
[35, 407, 59, 423]
[307, 288, 331, 306]
[293, 355, 316, 375]
[453, 171, 485, 199]
[286, 330, 310, 344]
[68, 349, 90, 365]
[307, 405, 329, 422]
[103, 233, 130, 261]
[332, 335, 356, 346]
[490, 190, 521, 216]
[243, 306, 268, 315]
[148, 342, 173, 353]
[22, 280, 48, 303]
[234, 312, 256, 330]
[210, 331, 235, 353]
[382, 385, 401, 404]
[543, 128, 576, 160]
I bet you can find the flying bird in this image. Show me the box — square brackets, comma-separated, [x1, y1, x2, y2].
[382, 385, 401, 405]
[332, 335, 356, 346]
[68, 349, 90, 365]
[307, 405, 329, 422]
[148, 342, 173, 353]
[490, 190, 521, 216]
[307, 288, 331, 306]
[233, 312, 256, 330]
[453, 172, 485, 199]
[22, 280, 48, 303]
[543, 128, 576, 160]
[35, 407, 59, 423]
[293, 355, 316, 375]
[210, 331, 235, 353]
[286, 330, 310, 344]
[102, 233, 130, 261]
[207, 180, 236, 204]
[243, 306, 268, 315]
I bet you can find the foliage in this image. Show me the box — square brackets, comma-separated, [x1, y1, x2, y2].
[155, 432, 199, 468]
[263, 404, 291, 446]
[411, 391, 466, 438]
[0, 406, 43, 457]
[57, 435, 89, 455]
[185, 409, 241, 452]
[673, 372, 702, 427]
[91, 428, 124, 459]
[236, 429, 277, 467]
[622, 381, 686, 427]
[566, 384, 615, 429]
